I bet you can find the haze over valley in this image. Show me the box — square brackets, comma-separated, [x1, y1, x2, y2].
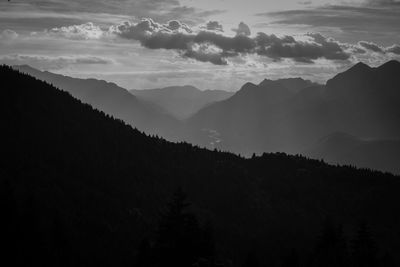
[14, 60, 400, 174]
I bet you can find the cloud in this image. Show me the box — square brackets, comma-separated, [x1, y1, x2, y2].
[358, 41, 385, 53]
[183, 44, 228, 65]
[256, 32, 350, 63]
[0, 54, 112, 70]
[354, 41, 400, 55]
[0, 29, 18, 41]
[232, 22, 251, 36]
[298, 1, 312, 5]
[0, 0, 223, 26]
[366, 0, 400, 6]
[386, 44, 400, 54]
[109, 18, 192, 41]
[257, 4, 400, 45]
[5, 18, 398, 67]
[43, 22, 104, 40]
[110, 19, 353, 65]
[203, 21, 224, 32]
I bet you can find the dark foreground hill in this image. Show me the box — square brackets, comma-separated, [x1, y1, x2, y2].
[2, 65, 400, 267]
[305, 132, 400, 175]
[12, 65, 180, 140]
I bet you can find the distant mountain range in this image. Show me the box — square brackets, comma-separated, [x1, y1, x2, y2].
[13, 61, 400, 174]
[185, 60, 400, 173]
[13, 65, 180, 140]
[3, 65, 400, 266]
[130, 86, 233, 120]
[185, 77, 329, 154]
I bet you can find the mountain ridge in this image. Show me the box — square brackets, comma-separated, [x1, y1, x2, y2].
[13, 64, 180, 139]
[130, 85, 233, 120]
[185, 60, 400, 173]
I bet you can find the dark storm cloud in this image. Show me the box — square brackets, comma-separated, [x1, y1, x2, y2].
[386, 45, 400, 55]
[355, 41, 400, 55]
[256, 33, 349, 63]
[203, 21, 224, 32]
[358, 41, 385, 53]
[232, 22, 251, 36]
[182, 47, 228, 65]
[110, 19, 351, 65]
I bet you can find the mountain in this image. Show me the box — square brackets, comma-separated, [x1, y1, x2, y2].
[325, 60, 400, 140]
[3, 65, 400, 266]
[130, 86, 233, 120]
[12, 65, 180, 139]
[305, 132, 400, 175]
[262, 77, 319, 94]
[185, 61, 400, 170]
[186, 77, 330, 155]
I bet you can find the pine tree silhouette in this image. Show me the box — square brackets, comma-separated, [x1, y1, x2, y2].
[0, 180, 18, 266]
[154, 187, 215, 267]
[281, 248, 299, 267]
[135, 238, 153, 267]
[242, 251, 260, 267]
[313, 218, 349, 267]
[351, 222, 378, 267]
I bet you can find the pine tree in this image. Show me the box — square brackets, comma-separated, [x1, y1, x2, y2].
[281, 248, 299, 267]
[242, 251, 260, 267]
[135, 238, 153, 267]
[313, 218, 349, 267]
[154, 187, 215, 267]
[351, 222, 378, 267]
[0, 180, 18, 266]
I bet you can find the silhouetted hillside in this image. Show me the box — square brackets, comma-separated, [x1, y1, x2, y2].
[2, 65, 400, 266]
[13, 65, 180, 139]
[305, 132, 400, 175]
[130, 86, 233, 120]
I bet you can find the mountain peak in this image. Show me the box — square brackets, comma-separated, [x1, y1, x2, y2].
[258, 79, 277, 88]
[241, 82, 258, 89]
[377, 60, 400, 72]
[349, 61, 372, 73]
[326, 61, 372, 88]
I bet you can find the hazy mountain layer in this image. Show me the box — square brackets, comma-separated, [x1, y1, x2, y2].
[186, 61, 400, 174]
[130, 86, 233, 120]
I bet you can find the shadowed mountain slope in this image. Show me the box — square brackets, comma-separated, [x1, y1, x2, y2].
[13, 65, 180, 139]
[186, 78, 330, 154]
[186, 61, 400, 173]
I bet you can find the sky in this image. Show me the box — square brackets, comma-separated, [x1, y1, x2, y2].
[0, 0, 399, 91]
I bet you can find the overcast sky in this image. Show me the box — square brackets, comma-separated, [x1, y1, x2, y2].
[1, 0, 399, 90]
